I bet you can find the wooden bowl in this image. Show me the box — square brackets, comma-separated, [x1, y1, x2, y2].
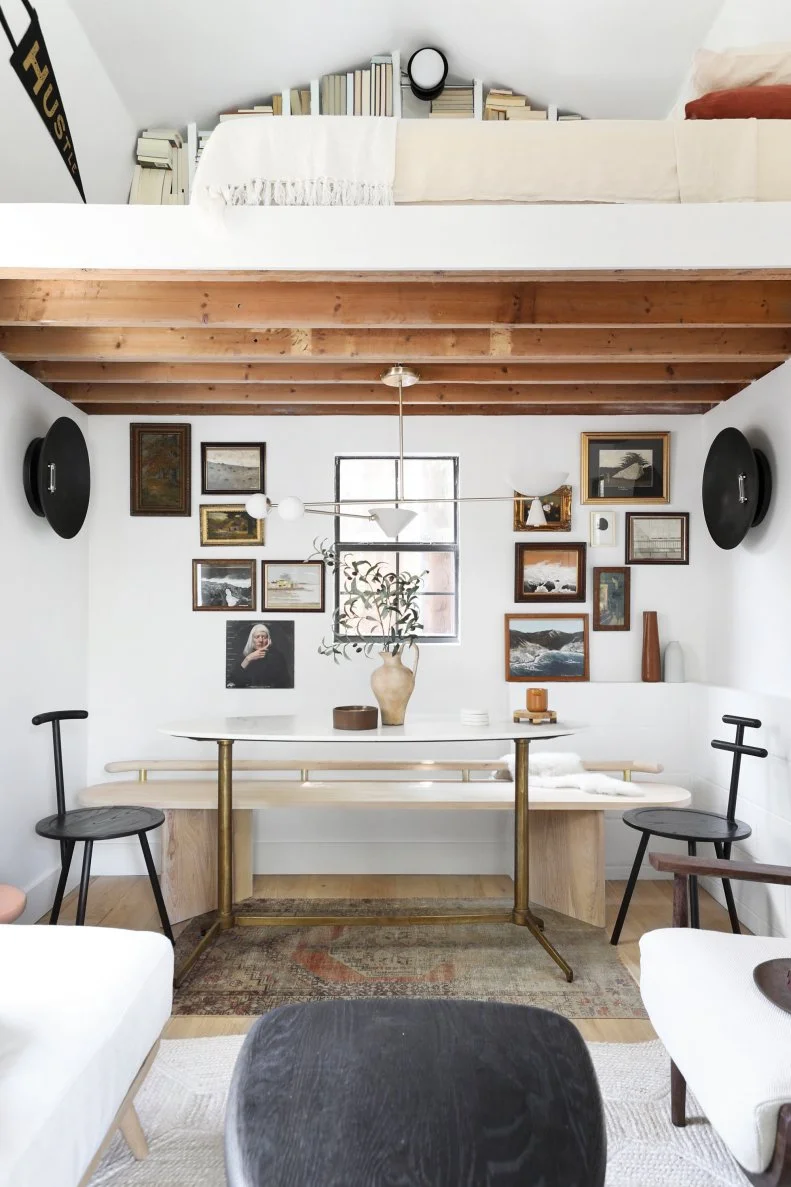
[333, 705, 379, 731]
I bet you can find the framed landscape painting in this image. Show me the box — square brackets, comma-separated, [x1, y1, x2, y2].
[513, 485, 572, 532]
[201, 442, 266, 495]
[505, 613, 590, 682]
[199, 504, 264, 546]
[130, 424, 191, 516]
[592, 567, 630, 631]
[262, 560, 325, 612]
[192, 559, 256, 611]
[514, 542, 586, 603]
[625, 512, 689, 564]
[581, 432, 669, 505]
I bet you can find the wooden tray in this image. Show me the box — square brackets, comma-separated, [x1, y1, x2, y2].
[513, 709, 558, 725]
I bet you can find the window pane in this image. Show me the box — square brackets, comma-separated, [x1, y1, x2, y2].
[399, 458, 456, 543]
[337, 551, 397, 637]
[337, 458, 396, 542]
[418, 593, 456, 637]
[404, 550, 456, 593]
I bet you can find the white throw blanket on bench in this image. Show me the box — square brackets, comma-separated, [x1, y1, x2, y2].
[192, 116, 397, 209]
[497, 751, 643, 797]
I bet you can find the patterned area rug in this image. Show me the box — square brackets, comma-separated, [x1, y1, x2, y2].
[89, 1036, 746, 1187]
[173, 897, 646, 1018]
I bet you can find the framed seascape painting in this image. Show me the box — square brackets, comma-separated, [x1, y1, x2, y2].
[201, 442, 266, 495]
[514, 542, 586, 603]
[192, 559, 256, 611]
[130, 424, 191, 516]
[262, 560, 325, 612]
[592, 567, 631, 631]
[513, 485, 572, 532]
[505, 613, 590, 682]
[226, 621, 295, 689]
[581, 432, 670, 505]
[625, 512, 689, 565]
[200, 505, 264, 546]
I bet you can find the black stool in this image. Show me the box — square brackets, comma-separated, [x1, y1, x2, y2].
[33, 709, 173, 942]
[225, 999, 606, 1187]
[610, 714, 767, 944]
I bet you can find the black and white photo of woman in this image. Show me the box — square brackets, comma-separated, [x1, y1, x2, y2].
[226, 621, 294, 689]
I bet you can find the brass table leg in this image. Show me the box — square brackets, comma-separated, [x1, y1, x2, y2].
[218, 737, 234, 931]
[512, 737, 573, 982]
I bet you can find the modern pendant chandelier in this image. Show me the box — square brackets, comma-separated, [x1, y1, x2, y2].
[244, 365, 567, 538]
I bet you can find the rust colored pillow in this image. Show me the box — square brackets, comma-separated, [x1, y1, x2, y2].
[686, 85, 791, 119]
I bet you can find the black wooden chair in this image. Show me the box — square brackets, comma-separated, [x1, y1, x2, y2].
[33, 709, 173, 942]
[610, 714, 767, 945]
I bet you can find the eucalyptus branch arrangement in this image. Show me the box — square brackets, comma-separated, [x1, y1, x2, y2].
[311, 540, 426, 663]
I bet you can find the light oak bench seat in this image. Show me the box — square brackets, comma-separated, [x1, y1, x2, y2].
[80, 759, 690, 927]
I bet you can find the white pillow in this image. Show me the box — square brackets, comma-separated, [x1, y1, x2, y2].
[692, 43, 791, 97]
[496, 751, 584, 780]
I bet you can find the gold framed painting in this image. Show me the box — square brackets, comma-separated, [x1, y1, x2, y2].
[505, 613, 590, 682]
[130, 423, 191, 516]
[199, 504, 264, 546]
[513, 485, 572, 531]
[581, 432, 670, 505]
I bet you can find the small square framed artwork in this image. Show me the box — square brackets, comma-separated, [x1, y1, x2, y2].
[199, 504, 264, 546]
[589, 510, 616, 547]
[581, 432, 670, 504]
[625, 512, 689, 565]
[514, 542, 586, 603]
[192, 559, 256, 611]
[201, 442, 266, 495]
[505, 613, 590, 682]
[513, 485, 572, 532]
[592, 567, 631, 631]
[226, 620, 295, 689]
[130, 423, 191, 516]
[262, 560, 325, 612]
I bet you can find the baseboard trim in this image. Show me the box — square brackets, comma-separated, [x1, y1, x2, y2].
[20, 861, 82, 924]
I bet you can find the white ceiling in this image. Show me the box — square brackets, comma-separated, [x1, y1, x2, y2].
[69, 0, 724, 129]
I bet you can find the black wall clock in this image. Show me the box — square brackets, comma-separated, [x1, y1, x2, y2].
[23, 416, 90, 539]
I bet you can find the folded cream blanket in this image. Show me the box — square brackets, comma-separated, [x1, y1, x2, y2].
[496, 751, 642, 797]
[192, 116, 397, 208]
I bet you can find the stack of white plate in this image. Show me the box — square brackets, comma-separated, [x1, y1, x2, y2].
[460, 708, 489, 727]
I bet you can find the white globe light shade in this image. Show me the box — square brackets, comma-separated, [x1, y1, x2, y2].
[410, 47, 445, 90]
[508, 469, 568, 498]
[277, 496, 306, 522]
[244, 493, 270, 520]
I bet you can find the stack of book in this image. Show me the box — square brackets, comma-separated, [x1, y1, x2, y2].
[289, 87, 312, 115]
[321, 53, 396, 115]
[129, 128, 187, 205]
[484, 89, 548, 120]
[430, 85, 474, 118]
[219, 104, 275, 121]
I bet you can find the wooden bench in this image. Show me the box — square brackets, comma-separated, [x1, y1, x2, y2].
[79, 759, 691, 928]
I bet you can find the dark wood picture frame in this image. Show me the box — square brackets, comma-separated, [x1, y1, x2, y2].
[625, 512, 689, 565]
[201, 442, 266, 495]
[514, 542, 587, 603]
[192, 559, 256, 611]
[505, 613, 590, 682]
[513, 484, 572, 532]
[130, 423, 191, 516]
[592, 567, 631, 631]
[262, 560, 325, 613]
[199, 504, 264, 546]
[581, 431, 670, 505]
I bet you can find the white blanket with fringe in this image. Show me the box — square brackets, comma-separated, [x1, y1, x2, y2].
[497, 751, 643, 797]
[192, 116, 397, 208]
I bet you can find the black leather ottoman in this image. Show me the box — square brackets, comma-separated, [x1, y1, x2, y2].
[225, 999, 606, 1186]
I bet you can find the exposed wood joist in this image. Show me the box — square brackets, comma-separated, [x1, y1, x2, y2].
[74, 402, 718, 417]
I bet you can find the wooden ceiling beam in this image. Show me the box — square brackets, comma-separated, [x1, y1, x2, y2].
[72, 402, 717, 417]
[20, 359, 772, 385]
[3, 279, 791, 328]
[55, 382, 736, 406]
[3, 326, 790, 363]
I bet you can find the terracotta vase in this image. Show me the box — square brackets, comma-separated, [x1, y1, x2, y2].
[641, 611, 661, 682]
[370, 644, 419, 726]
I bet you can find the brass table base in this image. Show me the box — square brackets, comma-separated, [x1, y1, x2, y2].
[174, 736, 573, 986]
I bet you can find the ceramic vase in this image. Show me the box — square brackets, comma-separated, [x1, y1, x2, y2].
[370, 644, 419, 726]
[663, 640, 685, 683]
[641, 611, 661, 682]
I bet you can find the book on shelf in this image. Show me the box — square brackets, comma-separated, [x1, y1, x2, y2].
[506, 108, 548, 120]
[130, 127, 187, 205]
[289, 87, 310, 115]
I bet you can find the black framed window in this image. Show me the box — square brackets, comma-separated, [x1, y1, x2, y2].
[334, 455, 459, 643]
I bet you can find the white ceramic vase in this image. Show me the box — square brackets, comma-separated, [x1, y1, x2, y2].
[663, 640, 685, 683]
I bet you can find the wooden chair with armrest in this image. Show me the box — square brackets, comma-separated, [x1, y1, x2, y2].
[640, 852, 791, 1187]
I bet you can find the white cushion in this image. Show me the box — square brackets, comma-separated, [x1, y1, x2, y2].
[0, 925, 173, 1187]
[640, 927, 791, 1174]
[692, 43, 791, 97]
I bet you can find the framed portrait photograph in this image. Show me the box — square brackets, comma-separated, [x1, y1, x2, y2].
[505, 613, 589, 682]
[192, 559, 256, 611]
[226, 620, 294, 689]
[514, 542, 586, 603]
[200, 504, 264, 546]
[201, 442, 266, 495]
[130, 423, 190, 516]
[589, 510, 616, 547]
[625, 512, 689, 565]
[513, 484, 572, 532]
[581, 432, 670, 505]
[592, 567, 631, 631]
[262, 560, 325, 612]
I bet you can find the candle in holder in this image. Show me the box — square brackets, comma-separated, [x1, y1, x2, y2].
[526, 688, 548, 712]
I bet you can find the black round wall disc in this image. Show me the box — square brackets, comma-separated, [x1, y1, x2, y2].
[23, 417, 90, 539]
[702, 427, 770, 550]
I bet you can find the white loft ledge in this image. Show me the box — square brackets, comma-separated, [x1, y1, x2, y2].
[2, 203, 791, 273]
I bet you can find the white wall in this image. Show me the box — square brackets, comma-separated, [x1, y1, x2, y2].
[85, 412, 705, 879]
[0, 0, 136, 202]
[0, 358, 89, 920]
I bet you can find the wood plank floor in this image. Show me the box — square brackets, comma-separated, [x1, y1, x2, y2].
[41, 874, 738, 1044]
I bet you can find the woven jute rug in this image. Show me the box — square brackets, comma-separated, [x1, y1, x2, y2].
[89, 1036, 745, 1187]
[173, 897, 646, 1018]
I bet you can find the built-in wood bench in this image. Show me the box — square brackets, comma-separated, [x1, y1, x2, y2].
[79, 759, 690, 928]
